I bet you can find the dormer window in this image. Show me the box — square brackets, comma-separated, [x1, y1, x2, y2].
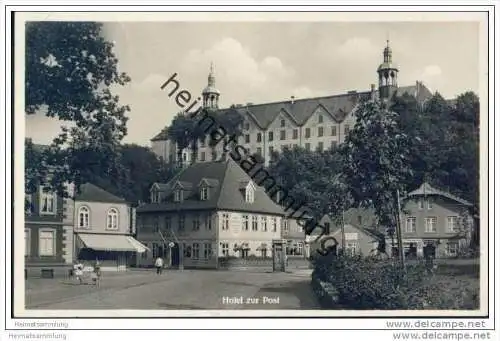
[200, 186, 209, 201]
[245, 187, 254, 203]
[174, 189, 183, 202]
[151, 189, 160, 203]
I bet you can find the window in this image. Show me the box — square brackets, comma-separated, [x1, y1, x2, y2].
[427, 198, 433, 209]
[39, 229, 55, 256]
[297, 242, 304, 256]
[447, 216, 459, 232]
[331, 126, 337, 136]
[192, 243, 200, 260]
[331, 141, 337, 149]
[221, 242, 229, 257]
[293, 129, 298, 139]
[425, 217, 437, 233]
[344, 125, 350, 135]
[244, 122, 250, 130]
[345, 242, 358, 256]
[318, 126, 324, 137]
[165, 216, 171, 230]
[184, 243, 191, 258]
[193, 215, 200, 230]
[151, 189, 160, 203]
[305, 143, 311, 151]
[280, 119, 286, 127]
[406, 217, 416, 233]
[447, 241, 459, 257]
[152, 216, 159, 232]
[318, 115, 323, 123]
[178, 215, 185, 231]
[174, 189, 183, 202]
[200, 186, 208, 201]
[78, 206, 90, 229]
[204, 243, 212, 259]
[305, 128, 311, 138]
[200, 152, 206, 161]
[256, 147, 262, 156]
[245, 187, 254, 203]
[200, 137, 206, 148]
[282, 219, 289, 232]
[252, 216, 258, 231]
[257, 133, 262, 143]
[107, 208, 119, 230]
[205, 214, 212, 230]
[268, 131, 274, 141]
[317, 142, 324, 151]
[222, 213, 230, 230]
[272, 217, 278, 232]
[261, 216, 268, 231]
[40, 187, 56, 215]
[242, 215, 249, 231]
[245, 134, 250, 143]
[280, 130, 286, 140]
[25, 229, 30, 256]
[419, 199, 424, 210]
[357, 215, 362, 225]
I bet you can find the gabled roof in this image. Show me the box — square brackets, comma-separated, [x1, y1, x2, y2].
[406, 182, 472, 206]
[75, 183, 127, 204]
[151, 183, 170, 191]
[136, 159, 284, 215]
[152, 82, 434, 141]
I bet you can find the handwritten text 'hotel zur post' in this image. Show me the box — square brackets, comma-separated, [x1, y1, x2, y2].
[160, 73, 339, 256]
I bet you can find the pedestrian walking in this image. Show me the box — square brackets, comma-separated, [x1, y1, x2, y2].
[155, 256, 164, 275]
[92, 258, 102, 287]
[74, 260, 84, 284]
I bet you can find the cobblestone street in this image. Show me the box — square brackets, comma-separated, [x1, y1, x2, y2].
[25, 269, 319, 310]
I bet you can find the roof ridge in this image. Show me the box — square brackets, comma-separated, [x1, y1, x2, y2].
[222, 90, 372, 110]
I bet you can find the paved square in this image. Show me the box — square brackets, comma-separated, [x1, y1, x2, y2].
[25, 269, 319, 310]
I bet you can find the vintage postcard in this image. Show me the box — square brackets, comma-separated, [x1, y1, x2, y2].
[4, 6, 494, 333]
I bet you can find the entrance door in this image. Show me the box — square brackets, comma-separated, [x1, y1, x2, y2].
[171, 243, 180, 267]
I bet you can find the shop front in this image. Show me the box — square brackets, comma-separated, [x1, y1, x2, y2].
[75, 233, 149, 271]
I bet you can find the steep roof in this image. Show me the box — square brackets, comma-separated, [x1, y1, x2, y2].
[75, 183, 127, 204]
[152, 82, 433, 141]
[136, 159, 285, 215]
[406, 182, 472, 206]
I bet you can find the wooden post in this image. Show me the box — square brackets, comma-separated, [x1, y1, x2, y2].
[396, 189, 406, 270]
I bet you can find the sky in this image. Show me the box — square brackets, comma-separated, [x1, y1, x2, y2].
[25, 21, 480, 147]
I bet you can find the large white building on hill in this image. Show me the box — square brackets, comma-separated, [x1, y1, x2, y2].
[151, 41, 433, 166]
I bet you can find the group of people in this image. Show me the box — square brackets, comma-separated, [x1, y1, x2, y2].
[72, 259, 101, 286]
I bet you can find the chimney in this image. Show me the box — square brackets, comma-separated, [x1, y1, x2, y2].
[291, 96, 295, 104]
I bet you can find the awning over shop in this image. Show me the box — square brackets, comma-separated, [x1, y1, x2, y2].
[77, 233, 150, 253]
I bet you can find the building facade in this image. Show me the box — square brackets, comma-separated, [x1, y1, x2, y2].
[73, 183, 147, 271]
[399, 182, 474, 258]
[25, 183, 74, 276]
[151, 41, 433, 166]
[135, 159, 285, 269]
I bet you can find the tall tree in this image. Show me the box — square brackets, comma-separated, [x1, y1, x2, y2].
[25, 22, 131, 196]
[340, 100, 415, 244]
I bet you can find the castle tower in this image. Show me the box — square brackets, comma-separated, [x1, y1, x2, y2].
[202, 62, 220, 109]
[377, 40, 399, 101]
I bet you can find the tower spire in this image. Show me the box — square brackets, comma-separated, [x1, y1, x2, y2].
[377, 39, 398, 101]
[202, 62, 220, 109]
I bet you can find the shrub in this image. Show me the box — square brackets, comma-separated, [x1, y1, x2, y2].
[312, 254, 479, 310]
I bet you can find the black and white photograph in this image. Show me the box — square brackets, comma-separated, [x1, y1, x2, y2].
[3, 5, 496, 337]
